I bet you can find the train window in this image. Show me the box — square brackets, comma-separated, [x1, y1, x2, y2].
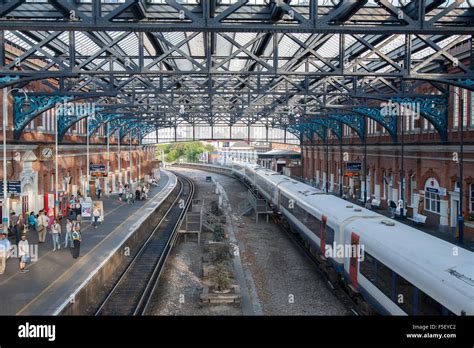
[307, 213, 321, 238]
[376, 260, 393, 299]
[326, 225, 335, 246]
[360, 252, 376, 283]
[417, 290, 444, 315]
[395, 274, 414, 315]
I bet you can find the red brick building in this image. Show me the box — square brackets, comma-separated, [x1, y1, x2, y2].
[300, 84, 474, 242]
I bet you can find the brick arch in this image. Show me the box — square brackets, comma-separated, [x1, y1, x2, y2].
[420, 168, 442, 188]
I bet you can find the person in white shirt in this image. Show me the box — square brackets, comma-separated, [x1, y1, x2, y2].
[92, 206, 101, 228]
[51, 219, 62, 252]
[18, 235, 30, 273]
[37, 211, 49, 243]
[0, 232, 11, 274]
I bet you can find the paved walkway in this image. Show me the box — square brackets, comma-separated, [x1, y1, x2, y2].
[0, 172, 170, 315]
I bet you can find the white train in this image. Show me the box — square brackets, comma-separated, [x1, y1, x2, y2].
[229, 161, 474, 316]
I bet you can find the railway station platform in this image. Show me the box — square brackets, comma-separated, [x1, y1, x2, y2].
[0, 170, 176, 315]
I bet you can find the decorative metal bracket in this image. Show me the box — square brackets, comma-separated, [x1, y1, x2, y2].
[353, 106, 397, 141]
[329, 114, 365, 140]
[14, 95, 72, 139]
[392, 96, 448, 141]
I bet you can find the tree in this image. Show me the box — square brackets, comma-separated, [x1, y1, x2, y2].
[154, 141, 215, 163]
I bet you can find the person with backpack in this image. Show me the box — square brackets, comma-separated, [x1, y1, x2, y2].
[71, 222, 82, 259]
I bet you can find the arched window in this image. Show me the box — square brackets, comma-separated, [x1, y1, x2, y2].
[424, 177, 440, 214]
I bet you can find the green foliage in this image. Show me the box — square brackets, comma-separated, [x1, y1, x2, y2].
[211, 262, 231, 291]
[210, 244, 231, 263]
[213, 224, 226, 242]
[154, 142, 215, 163]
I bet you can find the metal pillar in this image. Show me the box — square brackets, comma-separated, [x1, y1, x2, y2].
[118, 128, 121, 185]
[400, 103, 405, 218]
[2, 88, 7, 233]
[106, 121, 110, 195]
[363, 119, 367, 204]
[459, 94, 464, 243]
[339, 135, 343, 197]
[129, 130, 132, 184]
[138, 137, 141, 182]
[86, 117, 90, 197]
[55, 109, 59, 216]
[325, 129, 329, 194]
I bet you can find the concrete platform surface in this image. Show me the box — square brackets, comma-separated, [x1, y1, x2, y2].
[0, 171, 174, 315]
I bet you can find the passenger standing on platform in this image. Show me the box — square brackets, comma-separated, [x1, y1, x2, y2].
[36, 211, 48, 243]
[10, 212, 19, 245]
[96, 181, 102, 199]
[17, 213, 25, 240]
[118, 184, 124, 201]
[389, 200, 397, 218]
[71, 223, 82, 259]
[135, 186, 141, 201]
[51, 219, 61, 252]
[68, 206, 77, 221]
[0, 231, 11, 274]
[75, 201, 82, 222]
[92, 206, 100, 228]
[18, 235, 30, 273]
[28, 211, 37, 232]
[64, 218, 74, 248]
[47, 208, 55, 233]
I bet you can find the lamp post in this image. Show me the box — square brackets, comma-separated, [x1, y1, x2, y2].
[106, 121, 110, 195]
[55, 108, 59, 217]
[339, 135, 343, 197]
[325, 127, 329, 194]
[117, 128, 121, 185]
[400, 102, 405, 218]
[86, 116, 90, 198]
[2, 87, 28, 234]
[129, 130, 132, 184]
[457, 90, 465, 244]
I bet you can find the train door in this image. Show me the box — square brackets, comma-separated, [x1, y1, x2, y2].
[349, 233, 360, 287]
[320, 215, 327, 254]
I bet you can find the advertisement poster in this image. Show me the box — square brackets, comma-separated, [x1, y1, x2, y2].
[81, 201, 92, 218]
[92, 201, 104, 222]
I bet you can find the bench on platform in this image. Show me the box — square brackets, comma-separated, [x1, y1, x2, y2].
[371, 199, 381, 209]
[407, 213, 427, 225]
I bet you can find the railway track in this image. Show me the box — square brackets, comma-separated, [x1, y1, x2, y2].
[95, 174, 194, 316]
[177, 164, 363, 315]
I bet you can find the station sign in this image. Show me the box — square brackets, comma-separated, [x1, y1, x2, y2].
[90, 164, 107, 177]
[0, 181, 22, 196]
[346, 162, 362, 172]
[426, 186, 447, 196]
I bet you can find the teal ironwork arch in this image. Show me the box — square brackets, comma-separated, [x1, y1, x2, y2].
[14, 95, 72, 139]
[391, 96, 448, 141]
[87, 113, 123, 137]
[312, 118, 342, 139]
[352, 106, 397, 140]
[329, 114, 366, 140]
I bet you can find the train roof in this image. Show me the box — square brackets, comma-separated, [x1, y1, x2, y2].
[349, 218, 474, 314]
